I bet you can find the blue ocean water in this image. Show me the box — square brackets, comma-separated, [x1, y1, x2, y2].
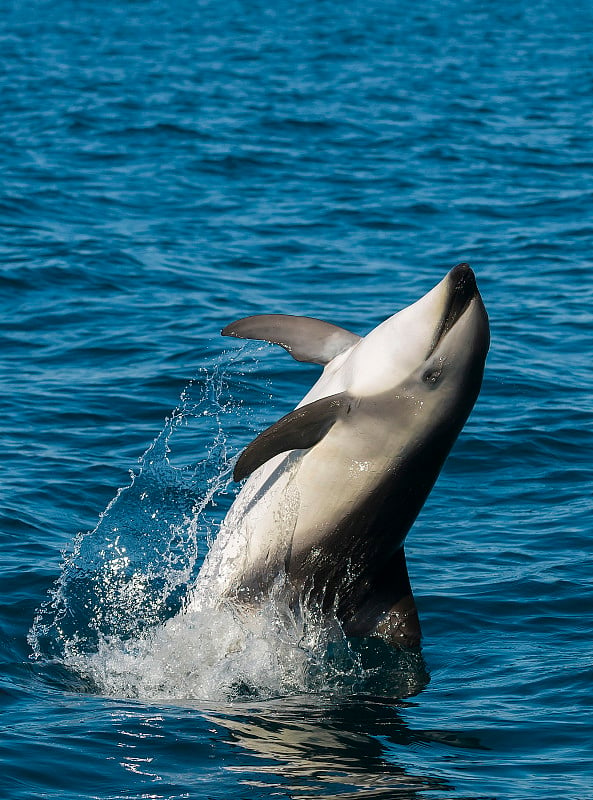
[2, 0, 593, 797]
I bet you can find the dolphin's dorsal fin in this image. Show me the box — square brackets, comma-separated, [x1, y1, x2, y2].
[222, 314, 361, 365]
[234, 392, 350, 481]
[340, 547, 422, 648]
[370, 548, 422, 648]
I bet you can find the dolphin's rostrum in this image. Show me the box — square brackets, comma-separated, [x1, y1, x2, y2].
[189, 264, 489, 647]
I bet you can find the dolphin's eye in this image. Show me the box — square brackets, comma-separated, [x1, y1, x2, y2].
[423, 367, 442, 386]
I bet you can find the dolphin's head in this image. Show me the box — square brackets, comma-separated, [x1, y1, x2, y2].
[356, 263, 490, 485]
[413, 264, 490, 415]
[349, 264, 489, 410]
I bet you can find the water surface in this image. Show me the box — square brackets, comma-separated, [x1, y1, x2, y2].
[2, 1, 593, 798]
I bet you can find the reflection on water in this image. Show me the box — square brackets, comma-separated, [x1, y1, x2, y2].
[98, 641, 486, 800]
[202, 691, 485, 800]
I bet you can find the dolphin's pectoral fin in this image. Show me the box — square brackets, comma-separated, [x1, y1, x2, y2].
[222, 314, 361, 365]
[233, 392, 349, 482]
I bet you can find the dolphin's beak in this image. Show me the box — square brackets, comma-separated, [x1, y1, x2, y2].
[428, 263, 480, 356]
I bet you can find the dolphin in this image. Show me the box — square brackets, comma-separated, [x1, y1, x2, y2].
[190, 264, 489, 647]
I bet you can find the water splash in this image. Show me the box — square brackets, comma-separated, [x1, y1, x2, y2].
[29, 361, 239, 662]
[61, 582, 428, 702]
[29, 352, 429, 703]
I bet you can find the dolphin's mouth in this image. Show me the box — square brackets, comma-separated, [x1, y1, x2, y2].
[428, 263, 477, 356]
